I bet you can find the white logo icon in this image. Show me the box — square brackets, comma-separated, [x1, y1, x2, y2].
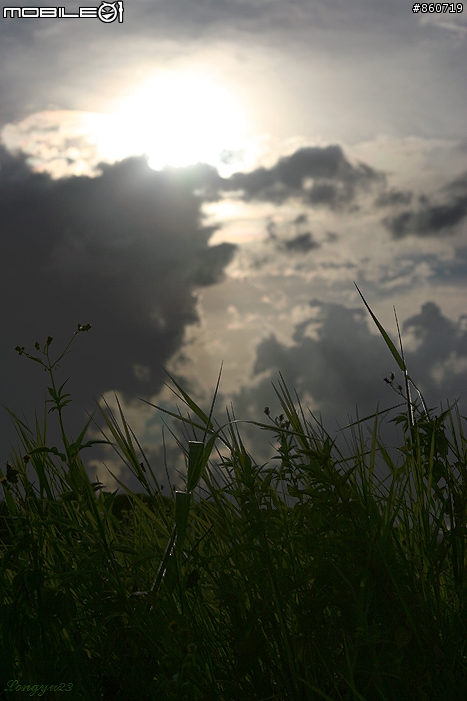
[98, 0, 123, 23]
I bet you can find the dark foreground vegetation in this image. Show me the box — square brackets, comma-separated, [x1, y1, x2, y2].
[0, 290, 466, 700]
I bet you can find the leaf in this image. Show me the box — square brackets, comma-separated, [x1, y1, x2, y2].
[28, 446, 67, 461]
[162, 369, 215, 431]
[354, 283, 406, 372]
[186, 441, 205, 493]
[24, 355, 44, 366]
[67, 412, 111, 458]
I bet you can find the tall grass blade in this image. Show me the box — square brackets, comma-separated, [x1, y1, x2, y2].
[354, 282, 406, 372]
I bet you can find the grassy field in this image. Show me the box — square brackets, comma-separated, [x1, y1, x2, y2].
[0, 291, 466, 700]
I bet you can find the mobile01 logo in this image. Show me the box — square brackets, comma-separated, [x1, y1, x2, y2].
[3, 1, 124, 22]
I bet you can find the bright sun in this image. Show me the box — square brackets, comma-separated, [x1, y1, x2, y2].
[95, 71, 247, 171]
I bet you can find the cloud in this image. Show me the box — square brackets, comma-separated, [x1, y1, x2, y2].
[263, 213, 321, 255]
[251, 301, 397, 420]
[283, 232, 320, 254]
[402, 301, 467, 383]
[374, 188, 413, 207]
[55, 143, 384, 218]
[223, 146, 384, 208]
[0, 147, 236, 473]
[0, 110, 109, 179]
[382, 171, 467, 238]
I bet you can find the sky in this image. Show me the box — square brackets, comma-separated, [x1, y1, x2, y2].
[0, 0, 466, 501]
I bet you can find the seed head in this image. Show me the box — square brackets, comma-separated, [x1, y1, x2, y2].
[76, 323, 92, 333]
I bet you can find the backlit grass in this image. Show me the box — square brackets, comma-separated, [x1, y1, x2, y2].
[0, 291, 466, 700]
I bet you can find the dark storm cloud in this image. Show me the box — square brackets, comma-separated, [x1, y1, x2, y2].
[252, 301, 399, 421]
[264, 213, 321, 254]
[284, 232, 320, 254]
[402, 302, 467, 376]
[374, 188, 413, 207]
[224, 146, 383, 208]
[382, 171, 467, 238]
[0, 147, 236, 469]
[222, 298, 467, 466]
[149, 146, 384, 212]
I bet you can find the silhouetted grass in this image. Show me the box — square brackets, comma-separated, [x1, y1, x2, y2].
[0, 291, 466, 700]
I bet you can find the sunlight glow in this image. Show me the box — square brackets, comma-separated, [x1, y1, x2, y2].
[95, 71, 247, 171]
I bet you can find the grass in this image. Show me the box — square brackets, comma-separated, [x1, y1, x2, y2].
[0, 290, 466, 700]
